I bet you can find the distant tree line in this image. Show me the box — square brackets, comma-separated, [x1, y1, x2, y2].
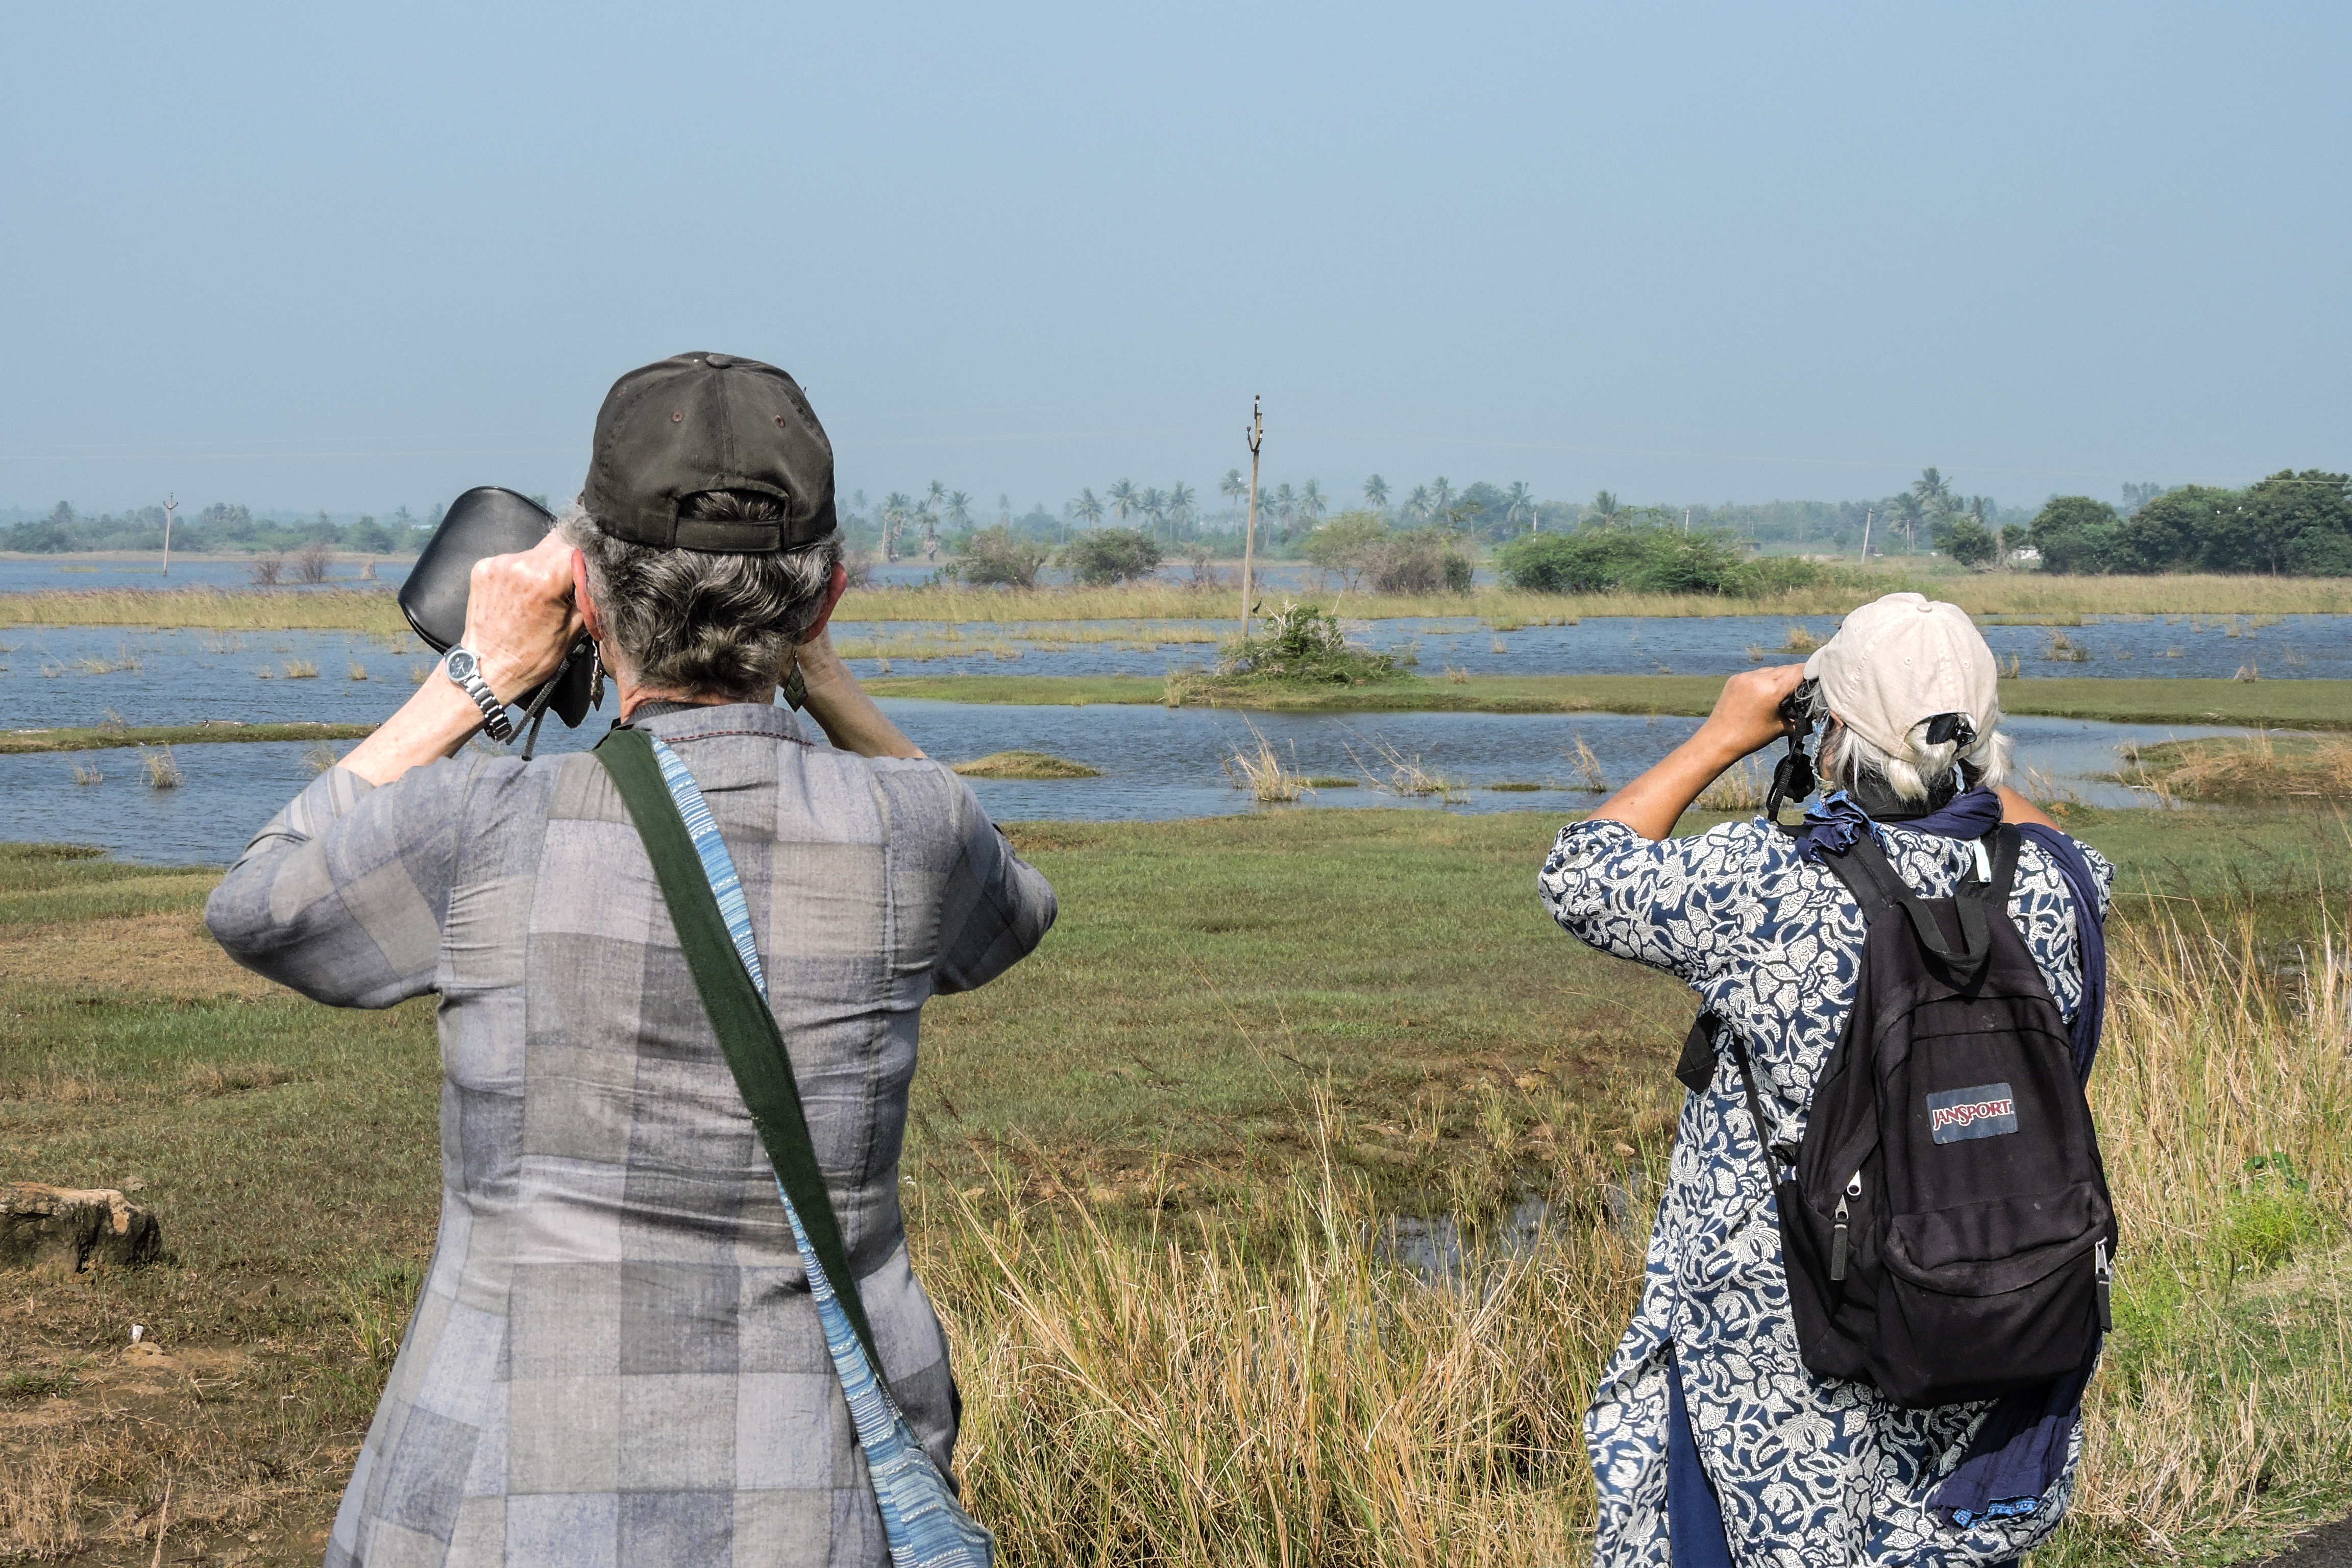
[2029, 471, 2352, 576]
[1, 501, 443, 555]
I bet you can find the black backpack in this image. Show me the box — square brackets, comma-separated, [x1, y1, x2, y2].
[1681, 825, 2116, 1408]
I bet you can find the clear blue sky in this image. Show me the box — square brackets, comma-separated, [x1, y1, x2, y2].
[4, 2, 2345, 518]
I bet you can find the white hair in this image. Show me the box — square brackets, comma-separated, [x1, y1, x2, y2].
[1805, 689, 2011, 804]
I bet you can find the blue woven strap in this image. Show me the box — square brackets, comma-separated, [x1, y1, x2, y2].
[649, 736, 992, 1568]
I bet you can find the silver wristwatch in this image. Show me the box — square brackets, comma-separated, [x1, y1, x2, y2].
[444, 647, 515, 743]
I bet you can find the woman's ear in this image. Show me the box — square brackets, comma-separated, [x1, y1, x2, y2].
[570, 549, 605, 644]
[794, 562, 851, 645]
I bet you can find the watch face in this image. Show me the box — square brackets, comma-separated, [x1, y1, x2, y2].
[446, 649, 477, 681]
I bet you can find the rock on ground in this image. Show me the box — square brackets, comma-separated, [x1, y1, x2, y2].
[0, 1182, 161, 1274]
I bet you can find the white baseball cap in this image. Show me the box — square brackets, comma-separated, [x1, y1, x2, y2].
[1803, 592, 1999, 760]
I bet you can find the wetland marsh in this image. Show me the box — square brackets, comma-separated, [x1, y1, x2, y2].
[2, 576, 2349, 1566]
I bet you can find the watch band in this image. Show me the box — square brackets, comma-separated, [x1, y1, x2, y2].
[445, 648, 516, 743]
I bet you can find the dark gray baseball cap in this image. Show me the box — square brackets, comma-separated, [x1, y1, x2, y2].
[581, 351, 838, 552]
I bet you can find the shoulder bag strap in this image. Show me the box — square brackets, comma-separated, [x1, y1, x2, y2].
[592, 725, 886, 1374]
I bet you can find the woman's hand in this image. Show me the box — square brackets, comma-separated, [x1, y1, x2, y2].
[461, 532, 585, 702]
[1585, 664, 1808, 841]
[1693, 664, 1809, 761]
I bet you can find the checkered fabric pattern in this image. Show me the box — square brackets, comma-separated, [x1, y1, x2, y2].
[206, 704, 1056, 1567]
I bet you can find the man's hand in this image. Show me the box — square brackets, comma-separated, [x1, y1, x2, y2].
[461, 533, 583, 702]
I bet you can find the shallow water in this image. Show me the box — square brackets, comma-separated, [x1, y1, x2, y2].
[0, 700, 2260, 867]
[0, 626, 439, 730]
[0, 558, 413, 594]
[828, 611, 2352, 681]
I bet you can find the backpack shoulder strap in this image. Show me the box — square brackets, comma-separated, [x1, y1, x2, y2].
[1822, 828, 1995, 979]
[1984, 823, 2024, 906]
[1817, 828, 1909, 923]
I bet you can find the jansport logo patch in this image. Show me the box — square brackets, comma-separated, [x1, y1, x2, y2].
[1926, 1082, 2019, 1144]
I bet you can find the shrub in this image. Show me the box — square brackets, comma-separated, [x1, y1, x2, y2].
[1062, 528, 1164, 585]
[1937, 517, 1999, 567]
[1302, 511, 1393, 591]
[2029, 497, 2126, 574]
[1494, 524, 1811, 597]
[1216, 601, 1404, 686]
[1363, 531, 1474, 595]
[951, 525, 1050, 589]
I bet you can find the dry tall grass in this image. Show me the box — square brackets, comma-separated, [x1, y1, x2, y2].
[915, 894, 2351, 1567]
[9, 571, 2347, 633]
[2054, 904, 2352, 1558]
[916, 1114, 1643, 1567]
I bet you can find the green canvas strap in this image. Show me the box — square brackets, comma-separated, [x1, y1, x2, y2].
[592, 725, 886, 1373]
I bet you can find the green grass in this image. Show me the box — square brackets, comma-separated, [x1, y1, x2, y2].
[0, 720, 377, 754]
[948, 750, 1105, 779]
[869, 671, 2352, 728]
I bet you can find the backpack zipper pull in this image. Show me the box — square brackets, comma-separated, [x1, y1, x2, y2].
[1830, 1171, 1861, 1282]
[2095, 1239, 2114, 1333]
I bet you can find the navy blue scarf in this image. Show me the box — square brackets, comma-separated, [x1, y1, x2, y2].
[1794, 786, 2109, 1523]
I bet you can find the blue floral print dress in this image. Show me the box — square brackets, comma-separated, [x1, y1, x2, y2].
[1538, 815, 2114, 1568]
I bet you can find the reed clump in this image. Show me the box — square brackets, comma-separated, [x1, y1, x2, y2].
[1694, 758, 1771, 812]
[1222, 721, 1310, 802]
[2121, 733, 2352, 803]
[138, 746, 184, 789]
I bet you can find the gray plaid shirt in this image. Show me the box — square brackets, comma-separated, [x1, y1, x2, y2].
[206, 703, 1055, 1568]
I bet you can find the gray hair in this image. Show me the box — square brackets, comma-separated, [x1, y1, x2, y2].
[1803, 685, 2012, 804]
[559, 492, 841, 700]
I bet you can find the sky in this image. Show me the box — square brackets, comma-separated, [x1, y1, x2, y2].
[3, 1, 2347, 519]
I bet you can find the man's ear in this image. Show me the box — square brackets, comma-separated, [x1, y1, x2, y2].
[794, 562, 851, 645]
[571, 549, 605, 643]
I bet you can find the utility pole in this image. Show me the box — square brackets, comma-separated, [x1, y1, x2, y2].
[1683, 506, 1691, 537]
[1239, 396, 1263, 643]
[1858, 508, 1873, 566]
[162, 494, 177, 577]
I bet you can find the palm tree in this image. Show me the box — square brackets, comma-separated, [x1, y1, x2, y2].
[1912, 468, 1953, 517]
[1140, 487, 1167, 540]
[880, 492, 913, 560]
[1107, 479, 1139, 524]
[917, 506, 940, 560]
[1503, 481, 1535, 532]
[1429, 477, 1456, 513]
[1363, 474, 1390, 511]
[1219, 468, 1247, 515]
[925, 480, 947, 512]
[1271, 482, 1297, 536]
[1070, 487, 1105, 529]
[1298, 479, 1328, 525]
[1405, 484, 1432, 521]
[1590, 490, 1625, 524]
[944, 491, 973, 528]
[1167, 481, 1196, 540]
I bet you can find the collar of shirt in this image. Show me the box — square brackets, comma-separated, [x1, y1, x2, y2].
[625, 700, 814, 748]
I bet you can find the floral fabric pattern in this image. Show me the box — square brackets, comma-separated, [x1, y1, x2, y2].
[1538, 815, 2115, 1568]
